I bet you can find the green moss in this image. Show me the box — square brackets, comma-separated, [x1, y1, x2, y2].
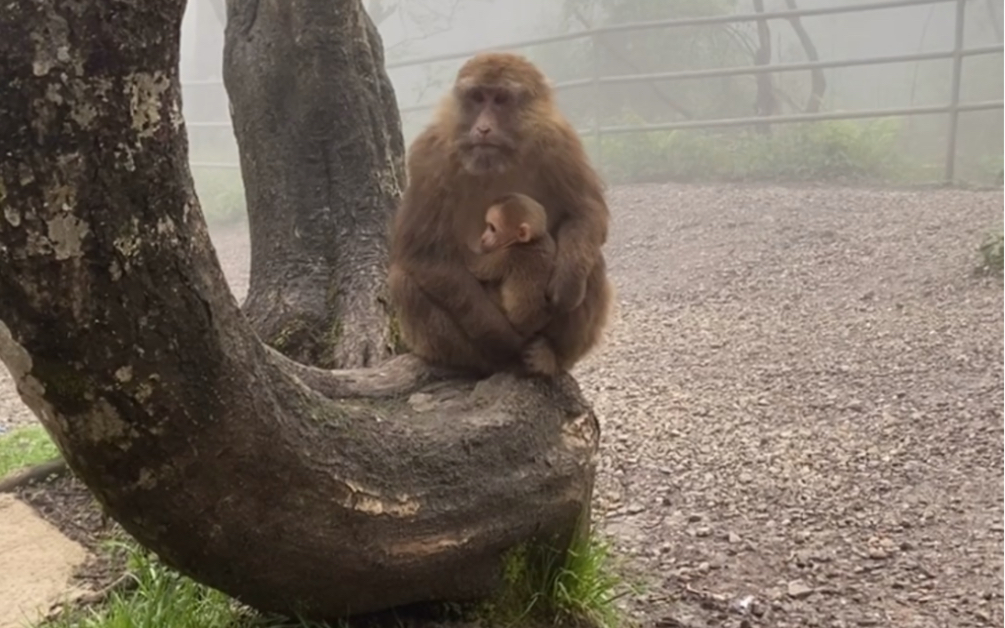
[387, 315, 407, 355]
[326, 319, 342, 349]
[269, 318, 310, 352]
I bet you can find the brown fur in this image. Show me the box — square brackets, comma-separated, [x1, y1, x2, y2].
[388, 52, 613, 375]
[468, 194, 560, 375]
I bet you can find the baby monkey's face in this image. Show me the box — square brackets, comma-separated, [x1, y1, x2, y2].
[478, 204, 532, 253]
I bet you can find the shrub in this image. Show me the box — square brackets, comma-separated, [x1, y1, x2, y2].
[190, 167, 247, 226]
[589, 112, 905, 185]
[978, 230, 1004, 276]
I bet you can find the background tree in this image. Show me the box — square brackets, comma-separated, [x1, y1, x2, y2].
[0, 0, 599, 621]
[224, 0, 404, 369]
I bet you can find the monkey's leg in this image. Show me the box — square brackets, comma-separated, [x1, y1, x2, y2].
[389, 266, 501, 375]
[522, 337, 560, 377]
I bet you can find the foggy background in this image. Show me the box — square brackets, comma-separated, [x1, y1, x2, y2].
[177, 0, 1004, 226]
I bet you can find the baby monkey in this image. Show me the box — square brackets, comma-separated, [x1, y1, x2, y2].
[469, 193, 560, 376]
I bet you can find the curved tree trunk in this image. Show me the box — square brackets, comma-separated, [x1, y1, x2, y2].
[0, 0, 599, 621]
[224, 0, 405, 369]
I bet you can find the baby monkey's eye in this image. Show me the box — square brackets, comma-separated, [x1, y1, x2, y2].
[493, 92, 509, 106]
[470, 90, 486, 104]
[488, 223, 496, 232]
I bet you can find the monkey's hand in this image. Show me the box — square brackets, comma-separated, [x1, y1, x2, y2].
[546, 266, 587, 313]
[522, 336, 559, 377]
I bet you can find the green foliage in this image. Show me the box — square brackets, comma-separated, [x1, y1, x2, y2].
[37, 525, 628, 628]
[480, 530, 633, 628]
[531, 0, 754, 127]
[978, 230, 1004, 276]
[43, 543, 239, 628]
[190, 167, 247, 226]
[0, 425, 59, 477]
[42, 542, 343, 628]
[589, 115, 904, 184]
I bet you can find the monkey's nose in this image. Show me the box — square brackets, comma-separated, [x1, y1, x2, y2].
[475, 126, 491, 137]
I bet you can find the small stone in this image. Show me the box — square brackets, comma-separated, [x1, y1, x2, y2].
[867, 548, 889, 560]
[688, 513, 703, 523]
[694, 526, 712, 537]
[627, 504, 646, 515]
[787, 580, 815, 599]
[728, 532, 742, 544]
[738, 471, 753, 483]
[407, 392, 436, 412]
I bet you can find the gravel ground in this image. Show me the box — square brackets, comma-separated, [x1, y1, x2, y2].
[1, 183, 1002, 628]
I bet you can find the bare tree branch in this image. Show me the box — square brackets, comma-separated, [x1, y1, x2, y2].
[783, 0, 826, 113]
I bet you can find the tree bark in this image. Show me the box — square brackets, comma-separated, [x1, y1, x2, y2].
[0, 0, 599, 621]
[224, 0, 405, 369]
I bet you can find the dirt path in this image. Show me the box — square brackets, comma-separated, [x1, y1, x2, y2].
[1, 183, 1001, 627]
[0, 495, 91, 628]
[576, 184, 1003, 627]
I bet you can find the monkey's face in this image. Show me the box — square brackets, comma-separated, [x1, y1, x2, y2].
[478, 206, 530, 253]
[453, 83, 525, 175]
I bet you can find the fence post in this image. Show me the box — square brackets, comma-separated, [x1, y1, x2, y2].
[944, 0, 967, 184]
[591, 32, 603, 171]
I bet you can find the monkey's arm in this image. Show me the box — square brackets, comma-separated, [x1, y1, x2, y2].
[506, 295, 552, 337]
[405, 261, 525, 357]
[548, 194, 608, 312]
[501, 267, 554, 337]
[541, 133, 610, 313]
[467, 251, 510, 283]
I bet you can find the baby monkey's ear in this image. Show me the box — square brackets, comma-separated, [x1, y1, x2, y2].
[516, 223, 532, 243]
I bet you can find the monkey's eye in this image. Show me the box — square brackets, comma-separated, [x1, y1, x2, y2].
[487, 223, 496, 233]
[470, 90, 486, 104]
[493, 92, 509, 106]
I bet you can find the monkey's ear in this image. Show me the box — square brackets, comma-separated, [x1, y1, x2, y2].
[516, 223, 532, 243]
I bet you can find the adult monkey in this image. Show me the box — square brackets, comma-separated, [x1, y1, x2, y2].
[388, 52, 612, 375]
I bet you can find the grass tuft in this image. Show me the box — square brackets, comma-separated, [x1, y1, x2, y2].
[480, 528, 635, 628]
[978, 230, 1004, 276]
[0, 425, 60, 478]
[43, 542, 239, 628]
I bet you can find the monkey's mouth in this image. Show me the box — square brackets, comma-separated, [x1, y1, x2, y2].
[465, 142, 515, 161]
[461, 136, 514, 152]
[459, 141, 515, 174]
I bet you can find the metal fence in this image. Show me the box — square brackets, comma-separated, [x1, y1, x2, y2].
[186, 0, 1003, 182]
